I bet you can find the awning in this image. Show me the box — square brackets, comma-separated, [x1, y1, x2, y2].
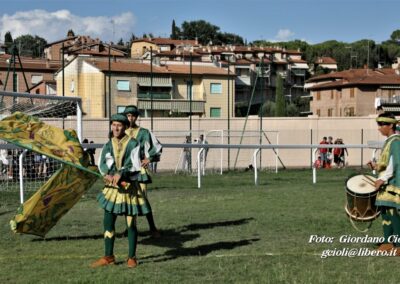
[381, 85, 400, 89]
[381, 106, 400, 112]
[291, 62, 309, 69]
[137, 76, 172, 87]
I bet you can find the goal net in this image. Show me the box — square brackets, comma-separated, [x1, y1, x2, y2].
[0, 91, 83, 204]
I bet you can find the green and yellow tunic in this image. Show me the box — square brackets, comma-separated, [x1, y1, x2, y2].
[375, 134, 400, 209]
[97, 135, 151, 216]
[126, 127, 162, 185]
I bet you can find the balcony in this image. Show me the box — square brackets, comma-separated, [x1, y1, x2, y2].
[138, 99, 205, 113]
[138, 92, 171, 100]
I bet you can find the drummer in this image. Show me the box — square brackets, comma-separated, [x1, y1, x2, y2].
[368, 112, 400, 254]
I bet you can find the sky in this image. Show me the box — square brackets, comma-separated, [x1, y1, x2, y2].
[0, 0, 399, 45]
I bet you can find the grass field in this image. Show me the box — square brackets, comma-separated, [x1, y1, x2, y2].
[1, 168, 400, 283]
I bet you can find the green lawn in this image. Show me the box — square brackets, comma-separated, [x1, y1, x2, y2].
[1, 168, 399, 283]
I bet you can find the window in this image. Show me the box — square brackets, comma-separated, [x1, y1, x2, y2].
[316, 109, 321, 116]
[117, 106, 126, 113]
[349, 107, 355, 116]
[331, 90, 334, 99]
[350, 88, 355, 98]
[328, 108, 333, 117]
[210, 107, 221, 117]
[316, 91, 321, 100]
[210, 83, 222, 94]
[31, 74, 43, 84]
[117, 80, 130, 91]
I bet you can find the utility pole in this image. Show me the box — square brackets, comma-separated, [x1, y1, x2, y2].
[189, 51, 193, 172]
[150, 46, 154, 131]
[227, 56, 231, 170]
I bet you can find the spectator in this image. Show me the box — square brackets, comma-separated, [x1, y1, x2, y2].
[88, 141, 96, 166]
[198, 134, 209, 171]
[319, 137, 328, 168]
[327, 136, 334, 168]
[182, 135, 191, 172]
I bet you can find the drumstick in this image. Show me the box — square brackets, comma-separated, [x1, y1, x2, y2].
[363, 175, 376, 184]
[362, 179, 375, 187]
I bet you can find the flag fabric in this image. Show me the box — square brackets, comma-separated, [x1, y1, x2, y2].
[0, 112, 100, 237]
[0, 112, 99, 175]
[9, 164, 98, 237]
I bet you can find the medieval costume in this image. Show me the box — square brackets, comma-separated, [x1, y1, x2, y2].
[374, 115, 400, 253]
[92, 113, 150, 268]
[124, 105, 162, 237]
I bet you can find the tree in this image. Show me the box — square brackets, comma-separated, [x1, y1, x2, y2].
[260, 101, 276, 117]
[217, 32, 244, 45]
[390, 30, 400, 43]
[117, 38, 124, 45]
[14, 34, 47, 57]
[171, 19, 180, 40]
[180, 20, 220, 45]
[275, 75, 285, 117]
[4, 31, 13, 53]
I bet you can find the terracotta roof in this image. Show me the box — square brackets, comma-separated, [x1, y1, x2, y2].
[234, 58, 253, 65]
[307, 68, 396, 83]
[308, 68, 400, 90]
[86, 61, 168, 74]
[156, 50, 202, 57]
[85, 60, 233, 76]
[285, 49, 302, 55]
[288, 58, 307, 63]
[165, 65, 233, 76]
[315, 57, 337, 64]
[0, 56, 61, 71]
[133, 38, 198, 46]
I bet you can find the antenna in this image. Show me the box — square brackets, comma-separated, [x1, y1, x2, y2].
[367, 39, 370, 74]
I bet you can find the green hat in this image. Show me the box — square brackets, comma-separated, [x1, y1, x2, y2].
[123, 105, 140, 116]
[110, 113, 129, 126]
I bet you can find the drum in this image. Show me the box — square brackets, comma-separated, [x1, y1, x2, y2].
[345, 174, 380, 221]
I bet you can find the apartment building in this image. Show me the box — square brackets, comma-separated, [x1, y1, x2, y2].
[307, 68, 400, 116]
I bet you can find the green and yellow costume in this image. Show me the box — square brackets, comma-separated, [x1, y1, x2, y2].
[126, 127, 162, 184]
[375, 134, 400, 245]
[97, 133, 150, 258]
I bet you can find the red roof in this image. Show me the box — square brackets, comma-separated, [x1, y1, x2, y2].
[307, 68, 400, 90]
[85, 60, 233, 76]
[315, 57, 337, 64]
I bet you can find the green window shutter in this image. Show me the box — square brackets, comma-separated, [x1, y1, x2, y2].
[210, 107, 221, 117]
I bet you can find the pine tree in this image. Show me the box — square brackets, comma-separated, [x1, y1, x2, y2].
[171, 19, 178, 39]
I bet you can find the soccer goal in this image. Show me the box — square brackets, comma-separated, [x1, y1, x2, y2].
[0, 91, 83, 203]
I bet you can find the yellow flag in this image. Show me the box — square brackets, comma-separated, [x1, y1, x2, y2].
[0, 112, 100, 236]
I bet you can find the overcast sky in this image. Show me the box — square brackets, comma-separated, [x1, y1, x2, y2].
[0, 0, 399, 44]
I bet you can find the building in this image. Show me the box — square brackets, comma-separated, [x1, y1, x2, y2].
[312, 57, 338, 74]
[44, 35, 126, 61]
[131, 38, 199, 58]
[28, 80, 57, 95]
[306, 68, 400, 117]
[54, 56, 234, 119]
[0, 54, 60, 93]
